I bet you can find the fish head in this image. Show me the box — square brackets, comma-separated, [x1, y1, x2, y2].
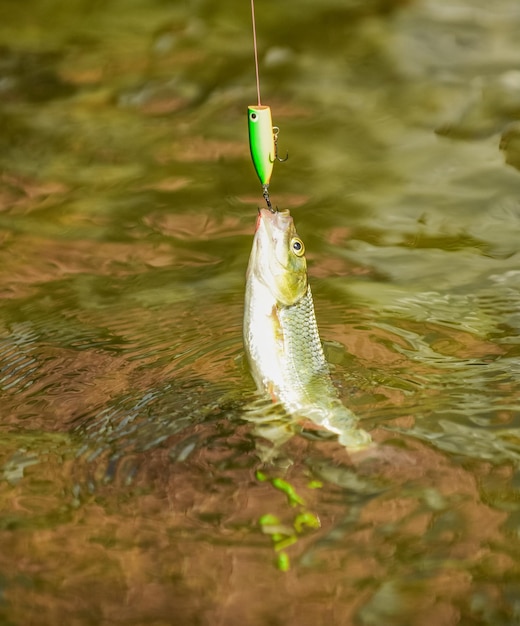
[249, 208, 308, 306]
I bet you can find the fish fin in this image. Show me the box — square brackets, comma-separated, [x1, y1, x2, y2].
[270, 305, 284, 349]
[267, 381, 278, 403]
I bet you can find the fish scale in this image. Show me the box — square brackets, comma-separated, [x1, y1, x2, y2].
[278, 286, 336, 406]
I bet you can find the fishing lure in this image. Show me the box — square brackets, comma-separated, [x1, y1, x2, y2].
[248, 107, 287, 183]
[248, 105, 275, 188]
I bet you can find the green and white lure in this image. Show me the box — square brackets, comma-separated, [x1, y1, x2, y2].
[248, 0, 287, 210]
[248, 105, 275, 187]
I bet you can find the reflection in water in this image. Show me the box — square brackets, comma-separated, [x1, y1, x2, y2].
[1, 0, 520, 623]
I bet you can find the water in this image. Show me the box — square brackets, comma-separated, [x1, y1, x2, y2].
[1, 0, 520, 623]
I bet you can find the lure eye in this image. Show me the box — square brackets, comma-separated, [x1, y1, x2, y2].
[290, 237, 305, 257]
[250, 112, 258, 122]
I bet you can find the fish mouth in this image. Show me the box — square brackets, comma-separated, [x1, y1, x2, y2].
[256, 207, 293, 233]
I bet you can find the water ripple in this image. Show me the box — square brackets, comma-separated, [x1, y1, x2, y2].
[0, 323, 39, 392]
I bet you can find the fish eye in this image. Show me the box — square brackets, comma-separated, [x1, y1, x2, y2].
[290, 237, 305, 257]
[250, 112, 258, 122]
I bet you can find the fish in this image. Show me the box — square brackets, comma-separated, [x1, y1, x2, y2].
[243, 208, 372, 449]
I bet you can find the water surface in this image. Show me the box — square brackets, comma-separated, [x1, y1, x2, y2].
[1, 0, 520, 624]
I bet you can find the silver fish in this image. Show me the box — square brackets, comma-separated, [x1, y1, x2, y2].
[243, 208, 371, 449]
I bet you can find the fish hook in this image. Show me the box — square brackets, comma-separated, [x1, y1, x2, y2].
[262, 184, 277, 213]
[271, 126, 288, 162]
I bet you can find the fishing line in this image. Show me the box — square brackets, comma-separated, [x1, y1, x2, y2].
[250, 0, 262, 106]
[247, 0, 287, 211]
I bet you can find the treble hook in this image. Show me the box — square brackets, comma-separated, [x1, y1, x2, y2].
[271, 126, 288, 163]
